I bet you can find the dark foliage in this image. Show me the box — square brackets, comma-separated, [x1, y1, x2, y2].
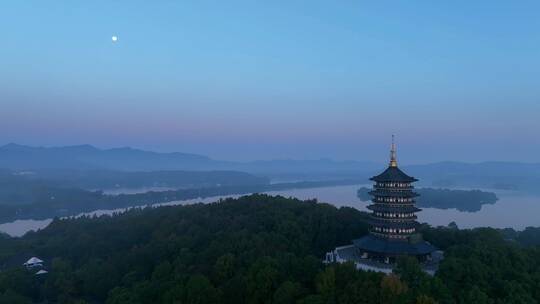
[0, 194, 538, 303]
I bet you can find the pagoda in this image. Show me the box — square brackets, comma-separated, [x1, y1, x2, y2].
[353, 136, 436, 264]
[325, 136, 439, 271]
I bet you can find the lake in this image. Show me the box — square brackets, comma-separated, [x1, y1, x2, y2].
[0, 184, 539, 237]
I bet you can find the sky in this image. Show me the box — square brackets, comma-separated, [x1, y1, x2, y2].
[0, 1, 539, 163]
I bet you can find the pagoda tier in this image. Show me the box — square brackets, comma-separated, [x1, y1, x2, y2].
[366, 204, 421, 213]
[369, 189, 419, 198]
[368, 217, 418, 229]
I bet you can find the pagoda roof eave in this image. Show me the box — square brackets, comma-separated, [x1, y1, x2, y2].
[370, 166, 418, 183]
[353, 234, 437, 255]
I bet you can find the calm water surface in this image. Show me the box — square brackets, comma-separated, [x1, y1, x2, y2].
[1, 185, 539, 237]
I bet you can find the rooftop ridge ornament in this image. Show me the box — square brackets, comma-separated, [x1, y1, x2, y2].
[390, 135, 397, 167]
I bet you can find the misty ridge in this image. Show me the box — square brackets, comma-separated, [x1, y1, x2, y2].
[0, 142, 510, 225]
[1, 143, 540, 193]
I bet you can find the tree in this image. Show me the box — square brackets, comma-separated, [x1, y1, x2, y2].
[246, 257, 279, 304]
[394, 257, 426, 290]
[273, 281, 302, 304]
[315, 267, 336, 303]
[463, 286, 489, 304]
[380, 274, 408, 304]
[184, 275, 220, 304]
[0, 290, 32, 304]
[214, 253, 235, 282]
[416, 294, 438, 304]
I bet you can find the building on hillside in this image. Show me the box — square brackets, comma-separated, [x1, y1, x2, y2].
[23, 257, 44, 268]
[324, 136, 442, 274]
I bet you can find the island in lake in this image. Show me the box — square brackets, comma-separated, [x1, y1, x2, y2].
[357, 187, 498, 212]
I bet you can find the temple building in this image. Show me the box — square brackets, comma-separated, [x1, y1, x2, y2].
[324, 137, 441, 273]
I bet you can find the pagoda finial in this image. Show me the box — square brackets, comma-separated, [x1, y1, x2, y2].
[390, 135, 397, 167]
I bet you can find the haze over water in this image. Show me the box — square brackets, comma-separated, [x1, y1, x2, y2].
[1, 185, 538, 237]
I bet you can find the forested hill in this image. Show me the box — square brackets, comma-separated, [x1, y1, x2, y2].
[1, 195, 540, 303]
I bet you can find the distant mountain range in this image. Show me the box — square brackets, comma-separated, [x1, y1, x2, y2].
[0, 143, 216, 171]
[0, 143, 381, 176]
[1, 143, 539, 192]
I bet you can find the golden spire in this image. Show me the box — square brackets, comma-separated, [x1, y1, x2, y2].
[389, 135, 397, 167]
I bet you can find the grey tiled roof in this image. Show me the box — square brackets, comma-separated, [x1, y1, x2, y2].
[353, 234, 437, 255]
[370, 166, 418, 183]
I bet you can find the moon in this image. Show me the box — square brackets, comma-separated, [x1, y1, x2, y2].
[111, 36, 118, 42]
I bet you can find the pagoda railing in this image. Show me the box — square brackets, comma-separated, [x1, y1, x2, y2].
[374, 184, 414, 190]
[371, 200, 416, 205]
[370, 215, 418, 221]
[369, 231, 411, 239]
